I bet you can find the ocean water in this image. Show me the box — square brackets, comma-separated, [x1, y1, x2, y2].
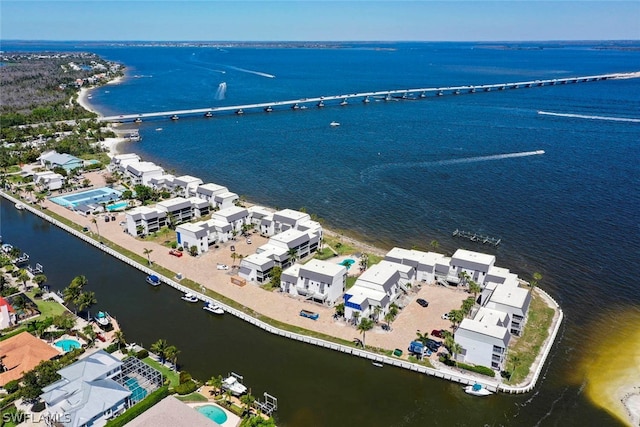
[3, 41, 640, 425]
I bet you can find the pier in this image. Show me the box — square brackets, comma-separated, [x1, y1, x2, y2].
[452, 229, 501, 246]
[96, 71, 640, 123]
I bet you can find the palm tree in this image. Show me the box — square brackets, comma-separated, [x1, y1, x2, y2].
[373, 305, 382, 323]
[230, 252, 238, 267]
[151, 339, 169, 363]
[286, 248, 298, 265]
[448, 309, 464, 330]
[240, 392, 255, 416]
[383, 311, 395, 331]
[143, 248, 153, 266]
[90, 217, 100, 240]
[458, 271, 470, 287]
[352, 311, 360, 326]
[415, 330, 430, 345]
[164, 345, 180, 371]
[71, 275, 89, 289]
[18, 269, 30, 290]
[208, 375, 223, 396]
[113, 330, 126, 351]
[357, 318, 374, 348]
[76, 291, 97, 320]
[83, 324, 96, 347]
[469, 280, 482, 303]
[530, 272, 542, 290]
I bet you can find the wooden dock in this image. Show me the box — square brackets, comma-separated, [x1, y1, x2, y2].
[452, 229, 501, 246]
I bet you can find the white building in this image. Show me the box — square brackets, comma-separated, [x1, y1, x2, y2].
[483, 282, 531, 336]
[156, 197, 193, 225]
[344, 260, 403, 323]
[281, 259, 347, 305]
[34, 171, 64, 191]
[148, 174, 175, 192]
[172, 175, 203, 197]
[454, 307, 511, 370]
[195, 183, 229, 204]
[125, 206, 168, 236]
[212, 191, 239, 210]
[108, 153, 141, 174]
[238, 253, 275, 284]
[125, 162, 165, 186]
[176, 222, 209, 255]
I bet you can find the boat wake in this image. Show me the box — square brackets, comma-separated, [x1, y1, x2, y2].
[225, 65, 275, 78]
[538, 111, 640, 123]
[360, 150, 545, 183]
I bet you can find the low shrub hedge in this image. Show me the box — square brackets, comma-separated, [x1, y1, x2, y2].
[105, 386, 169, 427]
[136, 349, 149, 359]
[174, 380, 197, 395]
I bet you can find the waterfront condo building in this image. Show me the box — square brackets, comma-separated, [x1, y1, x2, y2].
[125, 162, 165, 186]
[280, 259, 347, 305]
[125, 206, 168, 236]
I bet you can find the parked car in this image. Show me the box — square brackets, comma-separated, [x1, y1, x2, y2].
[217, 264, 229, 270]
[441, 313, 450, 320]
[431, 329, 445, 338]
[246, 238, 252, 244]
[169, 249, 183, 257]
[426, 338, 442, 352]
[416, 298, 429, 307]
[230, 245, 236, 252]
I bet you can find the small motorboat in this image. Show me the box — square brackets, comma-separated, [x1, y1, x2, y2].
[222, 373, 247, 396]
[94, 311, 111, 327]
[203, 301, 224, 315]
[181, 292, 199, 303]
[464, 383, 493, 396]
[146, 275, 161, 286]
[330, 121, 340, 127]
[372, 362, 384, 368]
[15, 203, 25, 210]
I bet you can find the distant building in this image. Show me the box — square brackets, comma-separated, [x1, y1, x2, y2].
[34, 171, 65, 191]
[37, 151, 83, 172]
[281, 259, 347, 305]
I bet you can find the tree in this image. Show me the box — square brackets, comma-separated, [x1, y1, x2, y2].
[164, 345, 180, 371]
[448, 309, 464, 330]
[352, 311, 360, 326]
[207, 374, 223, 395]
[444, 336, 462, 365]
[18, 269, 30, 289]
[415, 330, 430, 345]
[530, 272, 542, 290]
[334, 303, 345, 318]
[461, 297, 475, 317]
[458, 271, 470, 287]
[286, 248, 298, 265]
[76, 291, 97, 320]
[113, 330, 126, 351]
[151, 339, 168, 363]
[90, 217, 100, 240]
[268, 265, 282, 286]
[53, 312, 76, 331]
[63, 275, 87, 311]
[357, 318, 374, 348]
[83, 324, 96, 347]
[373, 305, 382, 323]
[240, 392, 256, 416]
[230, 252, 238, 266]
[469, 280, 482, 303]
[33, 274, 47, 287]
[143, 248, 153, 266]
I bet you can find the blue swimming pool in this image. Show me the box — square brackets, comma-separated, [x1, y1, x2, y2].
[107, 201, 128, 211]
[197, 405, 228, 424]
[50, 187, 122, 208]
[124, 377, 147, 401]
[54, 338, 81, 352]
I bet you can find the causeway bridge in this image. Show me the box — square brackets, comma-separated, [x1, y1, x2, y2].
[98, 72, 639, 123]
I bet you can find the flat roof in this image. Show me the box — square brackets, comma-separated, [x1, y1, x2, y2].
[301, 259, 346, 277]
[489, 284, 529, 309]
[452, 249, 495, 266]
[458, 317, 508, 340]
[126, 396, 218, 427]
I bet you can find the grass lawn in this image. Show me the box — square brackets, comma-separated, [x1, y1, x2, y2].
[175, 392, 208, 402]
[504, 290, 555, 384]
[142, 357, 180, 387]
[26, 290, 70, 319]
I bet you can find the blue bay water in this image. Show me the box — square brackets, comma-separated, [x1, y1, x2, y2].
[3, 41, 640, 425]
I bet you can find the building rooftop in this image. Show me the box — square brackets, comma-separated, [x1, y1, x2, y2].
[452, 249, 496, 267]
[126, 396, 218, 427]
[0, 332, 59, 386]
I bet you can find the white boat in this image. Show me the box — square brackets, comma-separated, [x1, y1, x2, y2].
[372, 362, 384, 368]
[203, 301, 224, 315]
[222, 374, 247, 396]
[15, 203, 25, 210]
[146, 275, 161, 286]
[181, 292, 199, 303]
[464, 383, 493, 396]
[330, 121, 340, 127]
[94, 311, 111, 326]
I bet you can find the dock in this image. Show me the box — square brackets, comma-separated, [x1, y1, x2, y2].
[452, 229, 501, 246]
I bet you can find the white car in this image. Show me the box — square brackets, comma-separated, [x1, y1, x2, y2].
[441, 313, 450, 320]
[216, 264, 229, 270]
[246, 238, 252, 244]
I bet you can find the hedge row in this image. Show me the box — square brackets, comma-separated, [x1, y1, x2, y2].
[104, 386, 169, 427]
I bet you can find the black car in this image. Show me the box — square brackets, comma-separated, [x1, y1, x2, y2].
[426, 339, 442, 352]
[416, 298, 429, 307]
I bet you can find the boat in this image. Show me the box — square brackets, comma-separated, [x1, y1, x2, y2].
[330, 121, 340, 127]
[300, 309, 319, 320]
[94, 311, 111, 326]
[181, 292, 199, 303]
[372, 362, 384, 368]
[222, 373, 247, 396]
[264, 106, 273, 112]
[203, 301, 224, 315]
[15, 203, 25, 210]
[146, 275, 161, 286]
[204, 111, 213, 118]
[170, 115, 179, 120]
[155, 127, 163, 131]
[464, 383, 493, 396]
[134, 117, 142, 123]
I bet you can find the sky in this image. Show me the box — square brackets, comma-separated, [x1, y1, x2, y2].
[1, 1, 639, 42]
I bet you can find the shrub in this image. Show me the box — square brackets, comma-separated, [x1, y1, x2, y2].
[104, 343, 119, 353]
[105, 386, 169, 427]
[179, 371, 192, 384]
[4, 380, 20, 394]
[136, 349, 149, 359]
[174, 380, 197, 395]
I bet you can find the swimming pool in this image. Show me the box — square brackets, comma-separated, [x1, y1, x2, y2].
[54, 338, 81, 352]
[339, 259, 356, 269]
[124, 377, 147, 401]
[107, 201, 128, 211]
[197, 405, 228, 424]
[50, 187, 122, 208]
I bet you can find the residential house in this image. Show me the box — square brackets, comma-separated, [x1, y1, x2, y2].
[0, 332, 59, 387]
[281, 259, 347, 304]
[37, 151, 84, 172]
[34, 171, 64, 191]
[0, 297, 16, 329]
